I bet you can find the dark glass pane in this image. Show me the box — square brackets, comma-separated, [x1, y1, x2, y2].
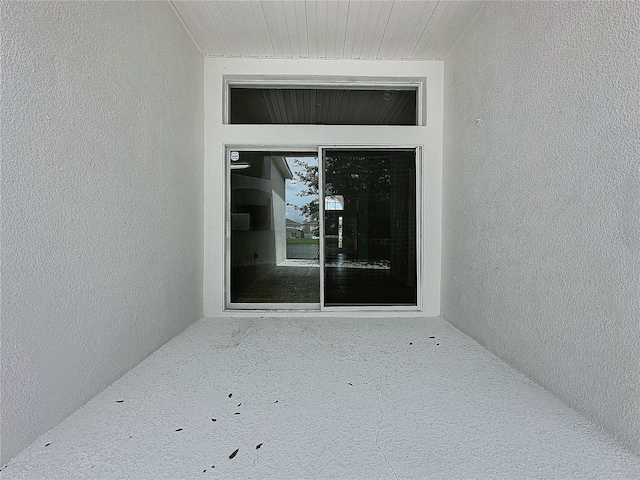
[323, 149, 417, 306]
[230, 88, 417, 125]
[230, 151, 320, 305]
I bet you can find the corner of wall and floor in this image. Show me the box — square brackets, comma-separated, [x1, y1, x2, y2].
[441, 1, 640, 455]
[1, 1, 205, 464]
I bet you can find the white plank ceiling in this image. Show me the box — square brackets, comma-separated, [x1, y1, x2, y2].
[171, 0, 484, 60]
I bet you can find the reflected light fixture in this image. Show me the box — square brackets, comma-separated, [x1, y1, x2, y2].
[230, 163, 251, 170]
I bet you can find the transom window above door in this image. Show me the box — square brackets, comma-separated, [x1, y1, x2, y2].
[229, 87, 418, 125]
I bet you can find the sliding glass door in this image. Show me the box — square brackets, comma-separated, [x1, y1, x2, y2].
[228, 150, 320, 308]
[227, 147, 418, 309]
[322, 149, 417, 307]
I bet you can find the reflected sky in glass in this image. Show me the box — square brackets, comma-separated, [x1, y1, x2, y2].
[285, 156, 317, 223]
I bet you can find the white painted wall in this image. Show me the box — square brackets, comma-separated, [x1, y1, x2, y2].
[442, 1, 640, 454]
[1, 1, 204, 463]
[204, 58, 443, 316]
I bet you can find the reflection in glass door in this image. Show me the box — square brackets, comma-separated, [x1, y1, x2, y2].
[323, 149, 417, 307]
[228, 148, 418, 309]
[229, 150, 319, 307]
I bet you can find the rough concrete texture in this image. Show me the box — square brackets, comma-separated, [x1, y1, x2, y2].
[1, 317, 639, 479]
[1, 1, 204, 463]
[442, 1, 640, 454]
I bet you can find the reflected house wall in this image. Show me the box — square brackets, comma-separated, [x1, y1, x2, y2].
[301, 222, 319, 238]
[286, 218, 303, 234]
[230, 156, 276, 291]
[230, 154, 289, 295]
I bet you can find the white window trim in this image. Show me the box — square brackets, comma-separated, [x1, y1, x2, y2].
[223, 75, 427, 126]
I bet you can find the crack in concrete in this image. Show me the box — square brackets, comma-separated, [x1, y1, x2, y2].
[355, 351, 399, 480]
[374, 374, 399, 480]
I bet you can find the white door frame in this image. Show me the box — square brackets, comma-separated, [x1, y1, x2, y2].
[318, 145, 422, 313]
[224, 145, 422, 312]
[225, 145, 320, 311]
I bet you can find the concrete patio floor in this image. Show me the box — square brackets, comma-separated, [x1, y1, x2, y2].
[2, 317, 639, 479]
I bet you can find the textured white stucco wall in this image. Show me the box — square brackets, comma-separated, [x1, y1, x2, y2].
[442, 1, 640, 454]
[1, 1, 204, 463]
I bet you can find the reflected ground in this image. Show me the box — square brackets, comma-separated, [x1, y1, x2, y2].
[231, 241, 320, 304]
[231, 263, 320, 303]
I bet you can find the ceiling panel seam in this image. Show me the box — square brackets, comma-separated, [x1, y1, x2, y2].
[168, 0, 205, 57]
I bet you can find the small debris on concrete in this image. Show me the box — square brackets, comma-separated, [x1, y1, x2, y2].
[229, 448, 239, 459]
[211, 418, 217, 422]
[115, 400, 124, 403]
[228, 393, 232, 398]
[175, 428, 183, 432]
[256, 443, 263, 449]
[45, 443, 51, 447]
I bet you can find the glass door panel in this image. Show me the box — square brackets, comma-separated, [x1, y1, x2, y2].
[322, 149, 417, 307]
[228, 150, 320, 307]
